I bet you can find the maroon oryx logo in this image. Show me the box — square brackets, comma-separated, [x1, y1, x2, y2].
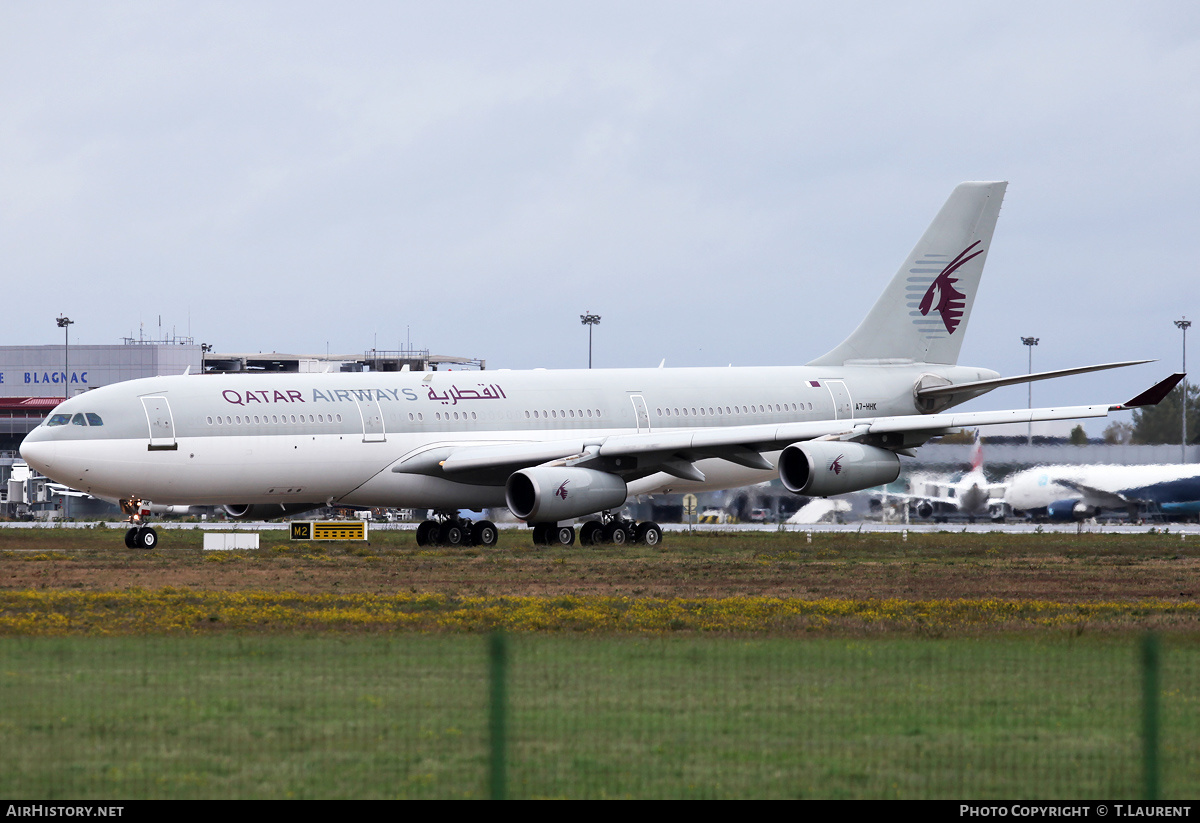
[829, 454, 844, 475]
[555, 480, 570, 500]
[918, 241, 983, 335]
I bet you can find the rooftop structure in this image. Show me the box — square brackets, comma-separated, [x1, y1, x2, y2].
[203, 349, 485, 374]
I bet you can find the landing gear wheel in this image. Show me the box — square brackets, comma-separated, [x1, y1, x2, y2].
[124, 528, 138, 549]
[130, 532, 158, 551]
[415, 520, 436, 546]
[551, 525, 575, 546]
[444, 524, 465, 547]
[602, 522, 629, 545]
[579, 520, 603, 546]
[472, 520, 498, 547]
[635, 522, 663, 546]
[531, 524, 548, 545]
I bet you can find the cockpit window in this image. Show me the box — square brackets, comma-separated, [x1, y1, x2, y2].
[86, 413, 103, 426]
[72, 414, 87, 426]
[46, 414, 71, 427]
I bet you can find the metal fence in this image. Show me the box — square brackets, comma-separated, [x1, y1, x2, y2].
[0, 633, 1191, 799]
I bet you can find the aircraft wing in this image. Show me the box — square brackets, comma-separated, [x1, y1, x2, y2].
[413, 373, 1183, 485]
[1049, 478, 1130, 508]
[914, 360, 1153, 400]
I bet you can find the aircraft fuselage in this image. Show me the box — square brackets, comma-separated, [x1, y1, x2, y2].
[20, 362, 997, 511]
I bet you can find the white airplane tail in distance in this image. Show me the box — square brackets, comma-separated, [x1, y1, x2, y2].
[19, 181, 1182, 548]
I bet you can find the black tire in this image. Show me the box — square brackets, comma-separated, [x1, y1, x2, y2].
[579, 520, 603, 546]
[124, 528, 138, 549]
[553, 525, 575, 546]
[531, 524, 548, 545]
[636, 522, 663, 546]
[603, 522, 628, 545]
[473, 520, 498, 547]
[444, 524, 465, 546]
[415, 520, 435, 546]
[138, 528, 158, 549]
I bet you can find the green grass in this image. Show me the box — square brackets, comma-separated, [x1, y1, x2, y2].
[1, 634, 1195, 799]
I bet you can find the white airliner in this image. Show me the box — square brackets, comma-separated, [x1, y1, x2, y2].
[889, 442, 1008, 522]
[19, 181, 1179, 548]
[1005, 463, 1200, 521]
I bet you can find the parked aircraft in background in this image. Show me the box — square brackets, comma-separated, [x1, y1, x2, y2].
[1005, 464, 1200, 521]
[19, 181, 1178, 548]
[888, 442, 1008, 522]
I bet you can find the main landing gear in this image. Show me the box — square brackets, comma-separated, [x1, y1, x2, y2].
[531, 514, 663, 547]
[415, 513, 499, 547]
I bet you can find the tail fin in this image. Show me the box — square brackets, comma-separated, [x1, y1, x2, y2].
[808, 181, 1007, 366]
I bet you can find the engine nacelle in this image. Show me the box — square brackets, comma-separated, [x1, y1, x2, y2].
[778, 441, 901, 497]
[223, 502, 325, 521]
[505, 467, 627, 522]
[1046, 499, 1097, 521]
[915, 500, 934, 519]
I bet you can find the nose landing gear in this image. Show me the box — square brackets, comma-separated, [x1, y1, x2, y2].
[123, 526, 159, 549]
[119, 497, 158, 550]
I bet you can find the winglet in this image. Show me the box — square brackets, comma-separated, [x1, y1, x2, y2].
[1113, 373, 1185, 409]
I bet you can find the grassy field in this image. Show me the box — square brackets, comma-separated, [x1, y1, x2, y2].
[3, 525, 1200, 603]
[2, 588, 1200, 636]
[1, 634, 1194, 799]
[1, 526, 1197, 798]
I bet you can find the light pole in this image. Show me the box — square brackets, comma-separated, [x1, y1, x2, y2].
[1022, 336, 1039, 446]
[201, 343, 212, 374]
[1176, 318, 1190, 462]
[55, 315, 74, 522]
[580, 312, 601, 369]
[56, 316, 74, 401]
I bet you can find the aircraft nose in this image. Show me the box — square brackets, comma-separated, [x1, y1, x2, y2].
[19, 436, 56, 473]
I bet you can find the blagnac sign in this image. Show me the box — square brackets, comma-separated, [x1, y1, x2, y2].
[0, 371, 88, 386]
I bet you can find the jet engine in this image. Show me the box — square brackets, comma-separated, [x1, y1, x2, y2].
[1046, 499, 1099, 521]
[915, 500, 934, 519]
[223, 502, 325, 521]
[505, 467, 627, 522]
[778, 441, 901, 497]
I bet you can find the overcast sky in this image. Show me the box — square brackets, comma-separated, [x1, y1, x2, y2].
[3, 1, 1198, 431]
